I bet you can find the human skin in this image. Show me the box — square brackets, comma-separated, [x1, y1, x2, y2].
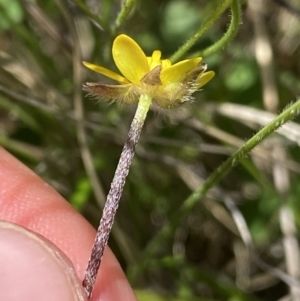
[0, 147, 137, 301]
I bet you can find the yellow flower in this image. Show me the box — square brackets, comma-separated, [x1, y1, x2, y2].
[83, 34, 214, 109]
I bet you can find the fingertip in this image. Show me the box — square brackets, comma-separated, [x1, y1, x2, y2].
[0, 220, 87, 301]
[0, 147, 138, 301]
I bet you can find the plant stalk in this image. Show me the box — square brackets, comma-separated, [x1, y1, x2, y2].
[198, 0, 241, 57]
[170, 0, 234, 63]
[82, 94, 152, 298]
[113, 0, 138, 34]
[142, 98, 300, 260]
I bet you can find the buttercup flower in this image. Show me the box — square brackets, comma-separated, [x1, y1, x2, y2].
[83, 34, 214, 109]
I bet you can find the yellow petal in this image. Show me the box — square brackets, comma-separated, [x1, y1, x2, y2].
[196, 71, 215, 89]
[112, 35, 150, 85]
[83, 61, 128, 84]
[161, 59, 171, 69]
[149, 51, 161, 69]
[160, 57, 202, 85]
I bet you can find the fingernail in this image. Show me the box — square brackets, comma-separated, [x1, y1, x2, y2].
[0, 220, 87, 301]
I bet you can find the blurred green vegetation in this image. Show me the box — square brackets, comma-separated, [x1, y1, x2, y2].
[1, 0, 300, 300]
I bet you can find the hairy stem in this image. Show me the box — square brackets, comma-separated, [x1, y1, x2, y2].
[113, 0, 137, 34]
[170, 0, 233, 63]
[142, 98, 300, 259]
[82, 94, 152, 298]
[197, 0, 241, 57]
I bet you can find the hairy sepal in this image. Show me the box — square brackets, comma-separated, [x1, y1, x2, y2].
[83, 82, 140, 104]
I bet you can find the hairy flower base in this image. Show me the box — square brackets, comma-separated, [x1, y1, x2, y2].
[83, 34, 215, 109]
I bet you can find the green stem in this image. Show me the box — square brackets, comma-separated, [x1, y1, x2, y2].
[170, 0, 234, 63]
[197, 0, 240, 57]
[113, 0, 138, 34]
[142, 98, 300, 259]
[82, 94, 151, 298]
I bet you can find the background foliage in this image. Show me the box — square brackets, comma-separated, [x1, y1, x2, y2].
[1, 0, 300, 300]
